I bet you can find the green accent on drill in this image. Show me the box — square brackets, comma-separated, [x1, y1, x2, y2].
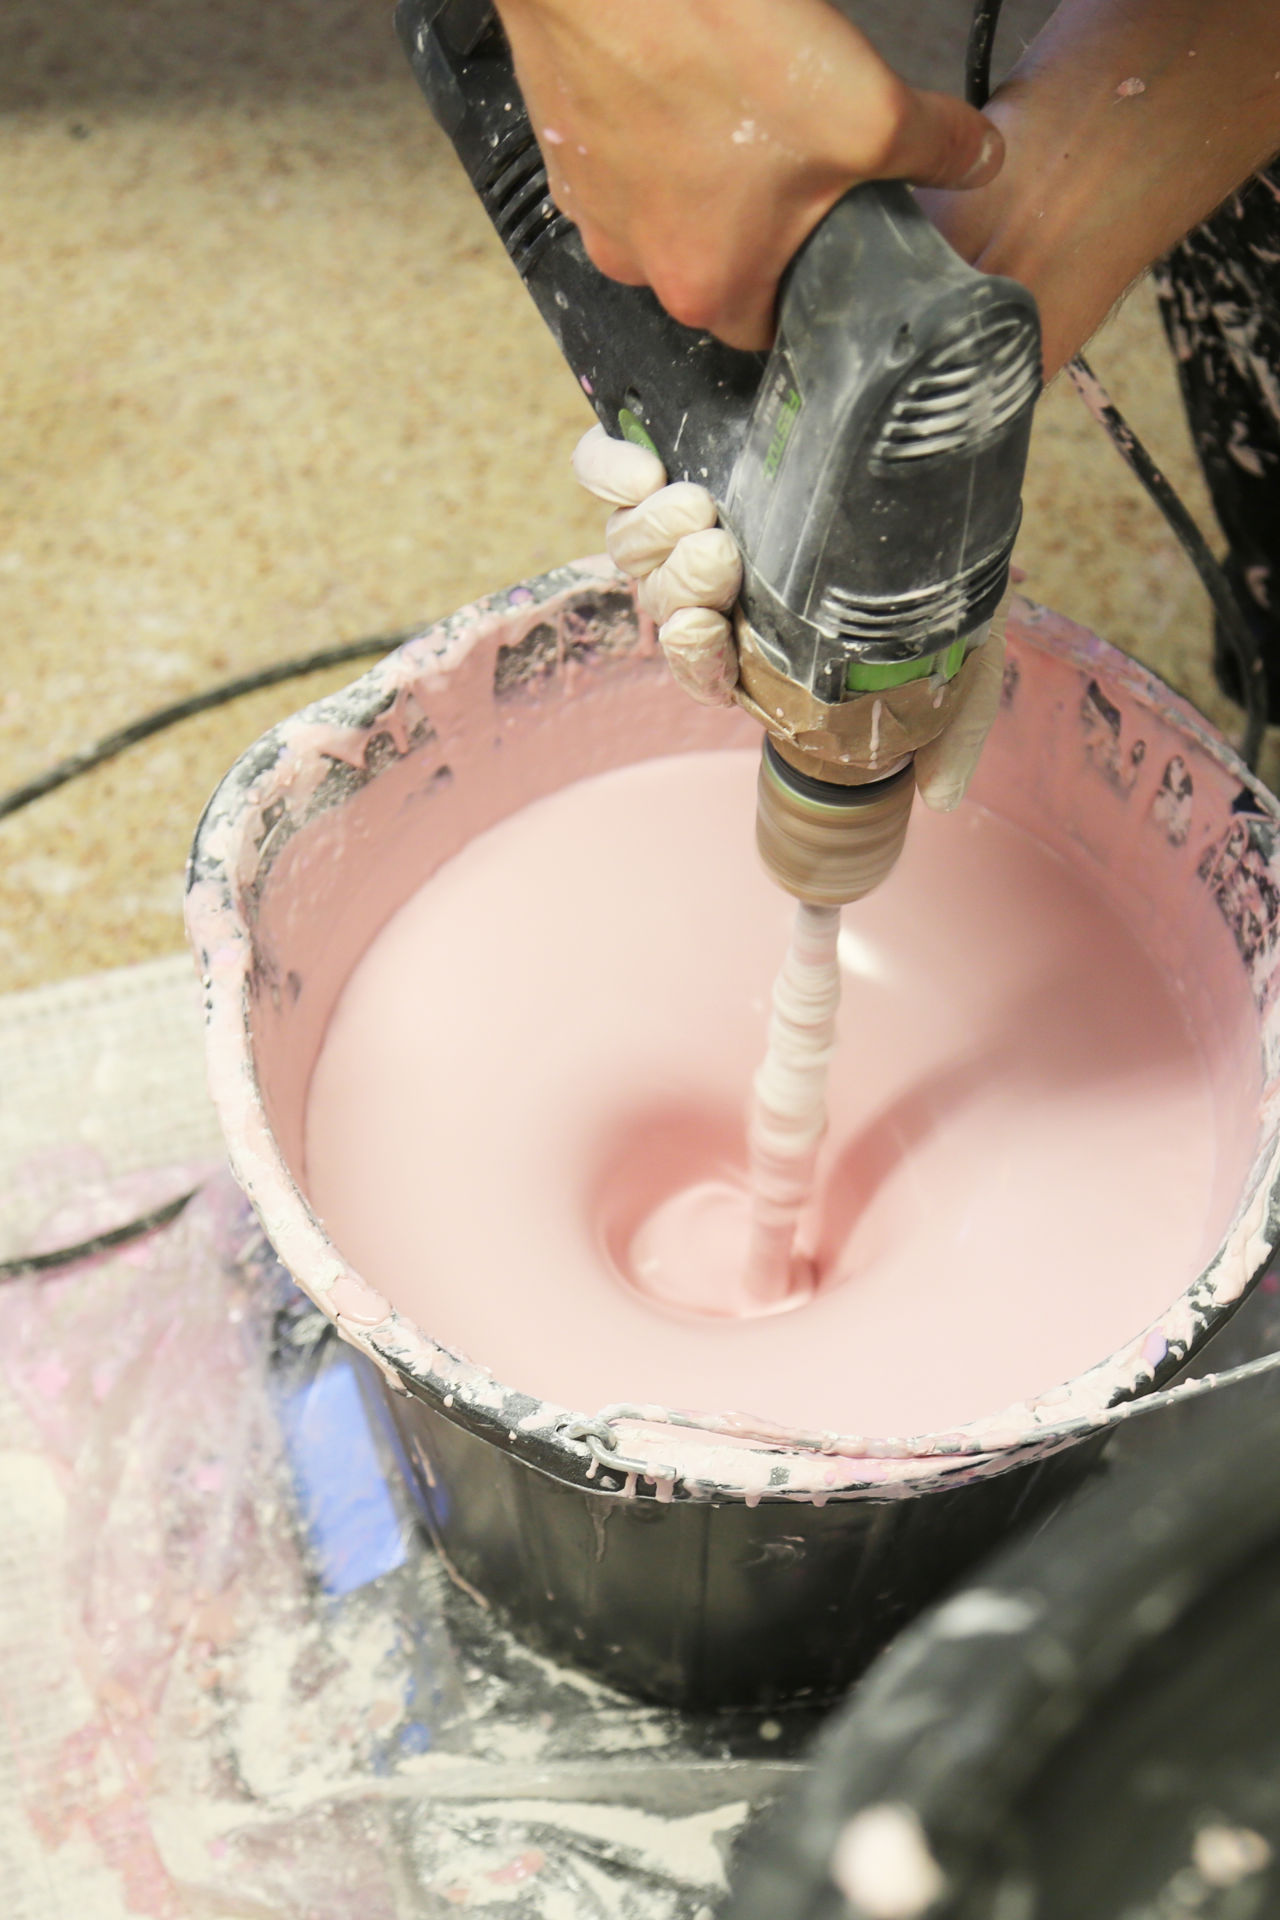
[845, 635, 967, 693]
[764, 387, 802, 480]
[618, 408, 660, 456]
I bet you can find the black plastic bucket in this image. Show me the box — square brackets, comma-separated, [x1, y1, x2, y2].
[187, 561, 1280, 1708]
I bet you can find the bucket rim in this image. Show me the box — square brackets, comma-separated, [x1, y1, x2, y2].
[185, 560, 1280, 1505]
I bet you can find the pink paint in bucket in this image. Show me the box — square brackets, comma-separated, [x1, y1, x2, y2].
[187, 561, 1280, 1706]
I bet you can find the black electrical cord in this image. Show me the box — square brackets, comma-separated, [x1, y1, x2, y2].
[0, 1187, 199, 1280]
[0, 631, 418, 824]
[964, 0, 1270, 772]
[1066, 355, 1269, 767]
[0, 632, 416, 1279]
[964, 0, 1003, 114]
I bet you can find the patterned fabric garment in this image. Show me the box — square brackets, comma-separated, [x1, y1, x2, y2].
[1153, 161, 1280, 712]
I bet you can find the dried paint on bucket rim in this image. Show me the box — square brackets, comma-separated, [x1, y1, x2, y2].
[186, 559, 1280, 1506]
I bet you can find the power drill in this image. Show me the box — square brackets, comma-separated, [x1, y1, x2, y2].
[397, 0, 1041, 907]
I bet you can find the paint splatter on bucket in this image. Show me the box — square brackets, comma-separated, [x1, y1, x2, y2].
[188, 561, 1280, 1705]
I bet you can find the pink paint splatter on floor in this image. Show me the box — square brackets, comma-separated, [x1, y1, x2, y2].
[489, 1849, 546, 1886]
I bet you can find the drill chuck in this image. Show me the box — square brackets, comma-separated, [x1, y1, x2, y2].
[756, 738, 915, 908]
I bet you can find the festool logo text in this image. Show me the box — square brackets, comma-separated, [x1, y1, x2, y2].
[764, 388, 802, 479]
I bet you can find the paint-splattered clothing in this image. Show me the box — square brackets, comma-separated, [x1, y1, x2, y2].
[1154, 161, 1280, 706]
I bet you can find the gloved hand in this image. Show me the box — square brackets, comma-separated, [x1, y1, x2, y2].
[573, 423, 742, 709]
[572, 422, 1007, 812]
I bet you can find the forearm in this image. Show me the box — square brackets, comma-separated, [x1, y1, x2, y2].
[924, 0, 1280, 378]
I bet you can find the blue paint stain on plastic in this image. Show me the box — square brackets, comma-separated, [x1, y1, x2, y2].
[276, 1357, 407, 1596]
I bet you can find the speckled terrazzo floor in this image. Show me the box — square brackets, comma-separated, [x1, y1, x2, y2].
[0, 0, 1264, 996]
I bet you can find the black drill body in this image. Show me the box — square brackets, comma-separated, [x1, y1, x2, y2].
[397, 0, 1040, 713]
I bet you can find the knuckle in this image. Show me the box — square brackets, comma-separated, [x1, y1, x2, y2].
[849, 88, 911, 175]
[579, 225, 645, 287]
[651, 265, 730, 336]
[915, 117, 977, 188]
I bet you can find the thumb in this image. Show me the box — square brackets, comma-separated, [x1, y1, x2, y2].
[886, 90, 1004, 191]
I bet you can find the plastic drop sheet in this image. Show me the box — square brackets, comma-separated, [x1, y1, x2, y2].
[0, 957, 807, 1920]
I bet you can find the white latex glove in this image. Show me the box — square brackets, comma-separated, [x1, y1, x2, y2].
[572, 423, 1007, 807]
[573, 423, 741, 707]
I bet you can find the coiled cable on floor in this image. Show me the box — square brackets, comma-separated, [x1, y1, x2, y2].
[965, 0, 1270, 772]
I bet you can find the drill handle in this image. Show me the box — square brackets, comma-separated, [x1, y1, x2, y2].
[398, 0, 1040, 681]
[396, 0, 764, 495]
